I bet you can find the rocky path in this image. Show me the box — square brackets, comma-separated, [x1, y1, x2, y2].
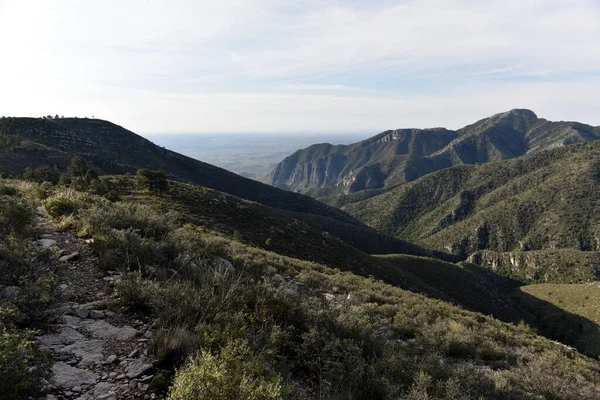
[34, 210, 166, 400]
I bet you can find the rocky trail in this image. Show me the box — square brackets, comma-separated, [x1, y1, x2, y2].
[34, 209, 166, 400]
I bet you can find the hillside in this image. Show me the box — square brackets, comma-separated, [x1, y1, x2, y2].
[98, 177, 516, 320]
[0, 116, 452, 261]
[264, 109, 600, 200]
[4, 177, 600, 399]
[342, 141, 600, 258]
[516, 283, 600, 356]
[0, 117, 354, 224]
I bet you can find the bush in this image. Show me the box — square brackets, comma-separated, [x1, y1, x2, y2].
[0, 328, 45, 399]
[149, 326, 200, 369]
[93, 229, 175, 272]
[0, 196, 34, 236]
[137, 169, 169, 193]
[0, 185, 18, 196]
[167, 340, 284, 400]
[43, 195, 76, 219]
[81, 202, 178, 239]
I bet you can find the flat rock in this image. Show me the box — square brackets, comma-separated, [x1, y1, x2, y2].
[86, 320, 139, 341]
[59, 252, 80, 262]
[61, 339, 105, 367]
[62, 315, 83, 327]
[37, 238, 57, 247]
[38, 326, 84, 349]
[126, 358, 153, 379]
[93, 382, 115, 397]
[52, 362, 99, 388]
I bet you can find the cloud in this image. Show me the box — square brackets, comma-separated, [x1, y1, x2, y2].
[0, 0, 598, 133]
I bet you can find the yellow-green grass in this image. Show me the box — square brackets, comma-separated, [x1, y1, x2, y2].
[517, 283, 600, 356]
[520, 283, 600, 325]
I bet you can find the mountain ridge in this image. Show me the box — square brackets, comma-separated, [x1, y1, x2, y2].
[0, 116, 459, 261]
[264, 109, 600, 199]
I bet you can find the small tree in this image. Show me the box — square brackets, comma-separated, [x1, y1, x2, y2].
[137, 169, 168, 193]
[69, 156, 88, 178]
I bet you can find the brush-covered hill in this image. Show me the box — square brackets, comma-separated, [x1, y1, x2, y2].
[0, 116, 455, 261]
[6, 176, 600, 399]
[342, 140, 600, 258]
[98, 176, 524, 321]
[264, 109, 600, 200]
[0, 116, 355, 223]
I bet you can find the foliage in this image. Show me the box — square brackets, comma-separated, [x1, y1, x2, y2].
[343, 141, 600, 257]
[23, 165, 61, 184]
[69, 156, 89, 178]
[0, 185, 53, 398]
[168, 340, 284, 400]
[137, 168, 169, 193]
[0, 195, 34, 236]
[0, 327, 44, 399]
[35, 178, 600, 399]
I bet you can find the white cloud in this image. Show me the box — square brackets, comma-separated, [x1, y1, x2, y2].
[0, 0, 598, 133]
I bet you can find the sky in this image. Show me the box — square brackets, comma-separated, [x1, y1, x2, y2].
[0, 0, 599, 134]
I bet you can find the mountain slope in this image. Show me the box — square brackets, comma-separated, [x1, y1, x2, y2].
[264, 109, 600, 200]
[342, 140, 600, 257]
[0, 117, 355, 224]
[0, 116, 453, 260]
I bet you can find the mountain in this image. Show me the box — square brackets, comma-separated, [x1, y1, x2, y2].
[341, 140, 600, 258]
[264, 109, 600, 201]
[0, 116, 456, 260]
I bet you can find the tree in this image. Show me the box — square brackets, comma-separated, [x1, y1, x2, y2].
[69, 156, 88, 178]
[137, 169, 168, 193]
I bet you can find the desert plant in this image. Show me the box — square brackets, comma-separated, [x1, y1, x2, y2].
[167, 340, 284, 400]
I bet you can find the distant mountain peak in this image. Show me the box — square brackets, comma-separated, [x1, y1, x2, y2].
[265, 110, 600, 198]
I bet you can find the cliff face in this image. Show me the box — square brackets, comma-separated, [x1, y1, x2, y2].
[468, 250, 600, 284]
[265, 110, 600, 199]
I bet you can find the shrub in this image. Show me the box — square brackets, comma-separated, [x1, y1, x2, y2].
[149, 326, 200, 369]
[93, 229, 175, 272]
[0, 185, 18, 196]
[0, 196, 34, 236]
[81, 202, 178, 239]
[167, 340, 284, 400]
[0, 328, 45, 399]
[137, 169, 169, 193]
[43, 195, 76, 219]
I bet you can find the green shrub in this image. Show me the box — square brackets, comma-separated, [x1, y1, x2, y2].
[137, 169, 169, 193]
[0, 328, 45, 399]
[0, 185, 18, 196]
[81, 202, 178, 239]
[34, 181, 54, 200]
[43, 195, 76, 219]
[168, 340, 284, 400]
[0, 196, 34, 236]
[93, 229, 175, 272]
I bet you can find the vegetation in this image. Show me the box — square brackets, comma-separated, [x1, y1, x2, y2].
[34, 179, 600, 399]
[470, 249, 600, 285]
[0, 180, 55, 398]
[266, 109, 600, 200]
[0, 116, 361, 226]
[137, 168, 169, 193]
[343, 141, 600, 257]
[515, 283, 600, 357]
